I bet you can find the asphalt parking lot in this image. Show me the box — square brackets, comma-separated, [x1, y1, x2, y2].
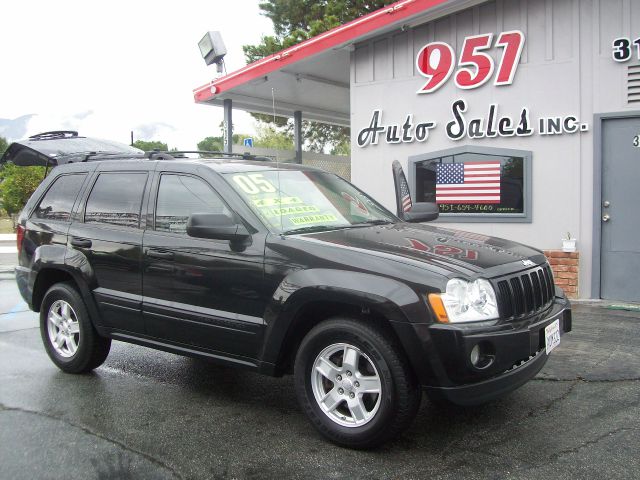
[0, 240, 638, 480]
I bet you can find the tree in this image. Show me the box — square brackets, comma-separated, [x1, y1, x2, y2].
[330, 135, 350, 156]
[0, 163, 46, 216]
[243, 1, 394, 154]
[197, 136, 224, 152]
[233, 133, 253, 146]
[254, 124, 294, 150]
[243, 1, 391, 62]
[132, 140, 168, 151]
[196, 127, 253, 154]
[0, 136, 8, 156]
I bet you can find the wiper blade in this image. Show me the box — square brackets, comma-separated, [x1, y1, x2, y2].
[283, 220, 393, 235]
[282, 225, 349, 235]
[350, 219, 394, 226]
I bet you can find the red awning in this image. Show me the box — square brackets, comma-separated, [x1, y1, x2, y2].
[193, 0, 471, 125]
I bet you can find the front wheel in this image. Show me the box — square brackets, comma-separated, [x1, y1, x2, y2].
[294, 317, 421, 449]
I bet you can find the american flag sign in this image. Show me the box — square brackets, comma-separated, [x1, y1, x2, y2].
[399, 176, 412, 212]
[392, 159, 413, 214]
[436, 161, 501, 204]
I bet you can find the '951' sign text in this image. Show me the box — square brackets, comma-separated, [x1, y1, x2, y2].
[416, 31, 525, 94]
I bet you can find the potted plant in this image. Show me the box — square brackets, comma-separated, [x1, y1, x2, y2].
[562, 232, 577, 252]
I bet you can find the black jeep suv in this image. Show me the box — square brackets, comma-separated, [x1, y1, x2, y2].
[9, 136, 571, 448]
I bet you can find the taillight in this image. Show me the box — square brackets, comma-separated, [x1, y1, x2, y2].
[16, 224, 25, 256]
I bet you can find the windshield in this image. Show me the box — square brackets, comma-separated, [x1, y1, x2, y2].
[223, 170, 398, 234]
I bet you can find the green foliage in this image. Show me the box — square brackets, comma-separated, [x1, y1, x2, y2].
[248, 115, 349, 154]
[0, 136, 8, 156]
[242, 0, 393, 154]
[0, 163, 46, 215]
[330, 135, 351, 156]
[197, 136, 224, 152]
[304, 121, 350, 154]
[243, 1, 391, 63]
[197, 128, 253, 155]
[132, 140, 168, 151]
[254, 124, 294, 150]
[231, 133, 254, 146]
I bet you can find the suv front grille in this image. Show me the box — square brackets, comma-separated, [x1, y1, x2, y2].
[496, 265, 555, 319]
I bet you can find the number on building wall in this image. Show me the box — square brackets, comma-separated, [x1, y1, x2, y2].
[416, 30, 525, 94]
[612, 37, 640, 62]
[634, 135, 640, 148]
[414, 42, 455, 93]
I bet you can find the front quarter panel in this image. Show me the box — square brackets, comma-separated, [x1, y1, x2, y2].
[259, 268, 432, 366]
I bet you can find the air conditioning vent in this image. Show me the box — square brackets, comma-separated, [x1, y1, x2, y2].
[629, 64, 640, 104]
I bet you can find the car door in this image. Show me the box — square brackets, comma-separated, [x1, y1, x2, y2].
[23, 171, 90, 267]
[68, 164, 150, 333]
[142, 167, 267, 359]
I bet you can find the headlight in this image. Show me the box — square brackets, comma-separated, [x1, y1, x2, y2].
[430, 278, 499, 323]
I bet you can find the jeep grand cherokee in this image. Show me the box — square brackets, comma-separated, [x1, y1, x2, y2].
[8, 140, 571, 448]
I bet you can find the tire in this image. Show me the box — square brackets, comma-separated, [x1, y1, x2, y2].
[40, 282, 111, 373]
[294, 317, 421, 449]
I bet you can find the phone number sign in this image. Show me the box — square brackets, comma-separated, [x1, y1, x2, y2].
[415, 31, 525, 93]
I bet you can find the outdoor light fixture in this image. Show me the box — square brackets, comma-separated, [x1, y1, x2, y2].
[199, 31, 227, 72]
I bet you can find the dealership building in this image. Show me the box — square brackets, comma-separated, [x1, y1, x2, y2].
[194, 0, 640, 302]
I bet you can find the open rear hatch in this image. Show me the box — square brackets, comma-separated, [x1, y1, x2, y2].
[0, 131, 143, 167]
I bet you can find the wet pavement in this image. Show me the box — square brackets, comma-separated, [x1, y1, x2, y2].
[0, 267, 638, 479]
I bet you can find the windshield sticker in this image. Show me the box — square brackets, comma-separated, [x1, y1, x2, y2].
[232, 173, 277, 194]
[289, 214, 338, 226]
[262, 205, 320, 218]
[252, 196, 302, 207]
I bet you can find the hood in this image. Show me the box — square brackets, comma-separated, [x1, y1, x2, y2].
[294, 223, 545, 276]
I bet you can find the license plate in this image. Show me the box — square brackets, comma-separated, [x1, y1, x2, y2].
[545, 319, 561, 355]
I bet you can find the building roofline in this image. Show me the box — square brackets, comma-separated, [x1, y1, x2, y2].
[193, 0, 453, 104]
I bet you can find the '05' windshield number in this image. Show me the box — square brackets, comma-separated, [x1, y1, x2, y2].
[232, 173, 277, 195]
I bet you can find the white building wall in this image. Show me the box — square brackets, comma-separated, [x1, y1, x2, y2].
[349, 0, 640, 298]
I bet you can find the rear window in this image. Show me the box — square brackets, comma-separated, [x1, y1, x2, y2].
[33, 174, 87, 222]
[85, 173, 147, 228]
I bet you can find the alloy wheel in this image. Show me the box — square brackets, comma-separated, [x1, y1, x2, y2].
[311, 343, 382, 427]
[47, 300, 80, 358]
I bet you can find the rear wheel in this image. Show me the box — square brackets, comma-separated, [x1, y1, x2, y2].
[294, 317, 421, 449]
[40, 282, 111, 373]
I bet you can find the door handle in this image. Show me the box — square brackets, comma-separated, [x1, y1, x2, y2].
[602, 214, 610, 222]
[70, 237, 92, 248]
[146, 249, 175, 260]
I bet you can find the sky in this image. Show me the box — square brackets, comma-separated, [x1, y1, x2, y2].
[0, 0, 274, 149]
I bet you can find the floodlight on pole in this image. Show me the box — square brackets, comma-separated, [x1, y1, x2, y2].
[198, 31, 227, 73]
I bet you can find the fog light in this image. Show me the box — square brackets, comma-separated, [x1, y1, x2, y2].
[470, 345, 480, 366]
[469, 341, 496, 369]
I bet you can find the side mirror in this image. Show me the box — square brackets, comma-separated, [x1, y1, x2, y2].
[186, 213, 250, 241]
[402, 202, 439, 223]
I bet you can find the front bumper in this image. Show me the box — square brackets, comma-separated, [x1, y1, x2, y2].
[423, 295, 571, 406]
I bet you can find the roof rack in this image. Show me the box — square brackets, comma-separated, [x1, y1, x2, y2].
[146, 151, 275, 162]
[81, 151, 146, 162]
[38, 150, 276, 164]
[28, 131, 80, 141]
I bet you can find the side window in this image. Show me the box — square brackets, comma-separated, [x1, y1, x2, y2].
[33, 174, 87, 221]
[85, 173, 147, 228]
[155, 174, 230, 234]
